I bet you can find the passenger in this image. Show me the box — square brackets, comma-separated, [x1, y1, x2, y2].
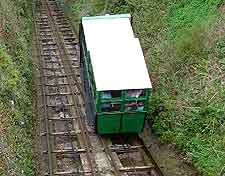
[137, 102, 144, 111]
[101, 91, 112, 99]
[101, 103, 111, 112]
[127, 89, 143, 98]
[125, 101, 138, 111]
[59, 111, 65, 118]
[125, 101, 144, 112]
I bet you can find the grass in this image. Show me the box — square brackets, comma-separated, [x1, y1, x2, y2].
[168, 0, 222, 39]
[0, 0, 33, 175]
[65, 0, 225, 175]
[147, 1, 225, 174]
[148, 3, 225, 175]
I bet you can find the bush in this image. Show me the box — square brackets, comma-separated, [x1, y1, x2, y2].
[0, 0, 33, 175]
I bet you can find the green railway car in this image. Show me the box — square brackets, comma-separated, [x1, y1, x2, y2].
[79, 14, 152, 134]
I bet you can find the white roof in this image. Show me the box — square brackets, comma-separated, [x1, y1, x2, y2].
[82, 14, 152, 91]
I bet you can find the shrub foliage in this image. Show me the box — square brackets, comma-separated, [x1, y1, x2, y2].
[0, 0, 33, 175]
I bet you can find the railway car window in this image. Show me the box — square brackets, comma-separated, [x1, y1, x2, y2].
[125, 101, 144, 112]
[101, 90, 121, 99]
[111, 90, 121, 98]
[126, 89, 144, 98]
[101, 103, 121, 112]
[101, 91, 112, 99]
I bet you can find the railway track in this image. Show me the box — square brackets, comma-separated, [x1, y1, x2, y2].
[33, 0, 96, 175]
[32, 0, 164, 175]
[100, 134, 164, 176]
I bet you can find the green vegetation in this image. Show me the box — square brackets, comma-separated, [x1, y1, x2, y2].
[0, 0, 33, 175]
[66, 0, 225, 175]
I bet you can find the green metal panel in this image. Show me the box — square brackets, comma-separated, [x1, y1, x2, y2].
[95, 89, 149, 134]
[120, 112, 145, 133]
[145, 89, 150, 111]
[97, 114, 121, 134]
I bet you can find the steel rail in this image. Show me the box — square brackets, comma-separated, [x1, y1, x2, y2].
[52, 0, 85, 100]
[101, 134, 165, 176]
[34, 1, 83, 175]
[119, 134, 164, 176]
[99, 137, 121, 176]
[50, 26, 81, 175]
[137, 134, 164, 176]
[33, 1, 54, 175]
[42, 0, 97, 175]
[117, 135, 139, 175]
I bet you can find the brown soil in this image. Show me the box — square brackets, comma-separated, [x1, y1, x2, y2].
[140, 121, 200, 176]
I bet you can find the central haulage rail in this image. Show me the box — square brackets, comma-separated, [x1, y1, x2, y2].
[32, 0, 164, 175]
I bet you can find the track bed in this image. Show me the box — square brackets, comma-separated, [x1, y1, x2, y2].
[32, 0, 164, 175]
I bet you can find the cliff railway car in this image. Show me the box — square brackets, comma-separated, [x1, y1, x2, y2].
[79, 14, 152, 134]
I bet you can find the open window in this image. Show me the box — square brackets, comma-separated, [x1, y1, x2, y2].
[126, 89, 145, 98]
[125, 101, 144, 112]
[101, 90, 122, 99]
[100, 103, 121, 112]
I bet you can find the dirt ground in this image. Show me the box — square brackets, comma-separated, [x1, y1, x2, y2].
[140, 121, 200, 176]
